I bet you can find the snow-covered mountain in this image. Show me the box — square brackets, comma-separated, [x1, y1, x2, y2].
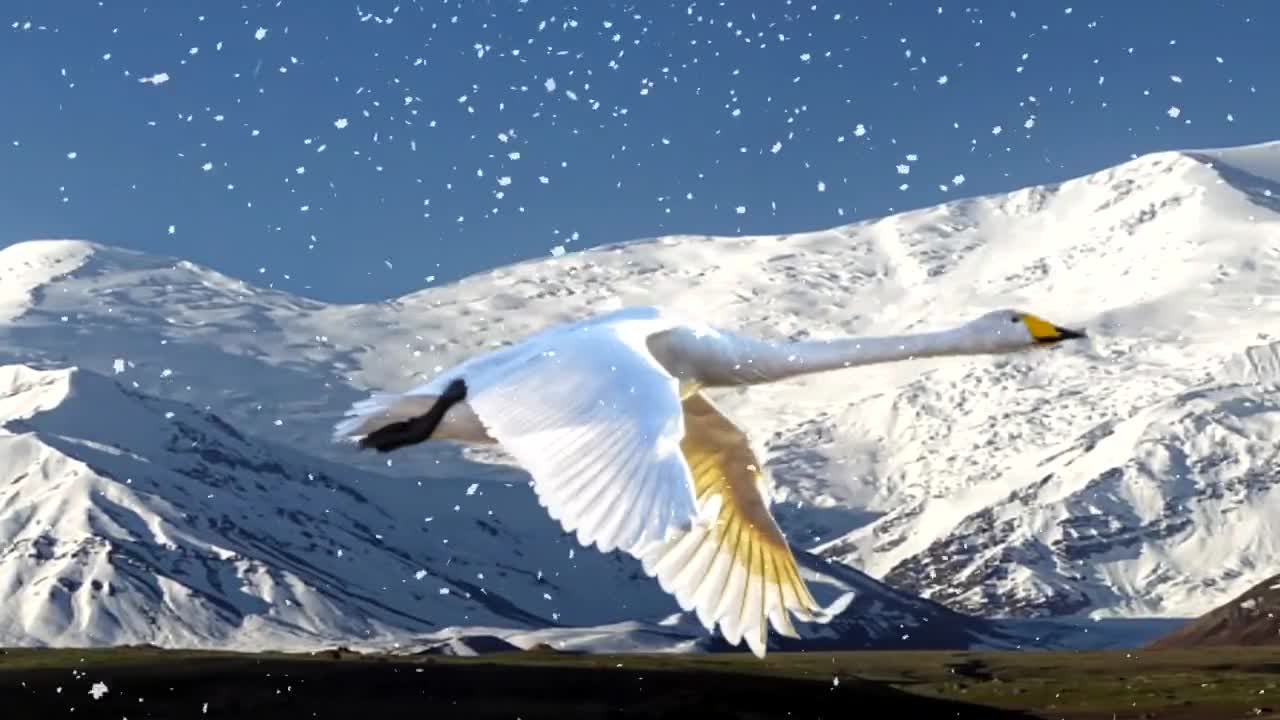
[1, 138, 1278, 634]
[878, 377, 1280, 618]
[0, 362, 645, 648]
[0, 362, 1007, 651]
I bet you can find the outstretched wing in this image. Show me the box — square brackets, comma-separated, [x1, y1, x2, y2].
[639, 391, 828, 658]
[463, 324, 702, 556]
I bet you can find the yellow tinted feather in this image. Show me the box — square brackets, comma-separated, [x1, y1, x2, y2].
[640, 391, 823, 657]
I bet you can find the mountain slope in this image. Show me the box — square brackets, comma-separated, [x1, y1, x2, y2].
[0, 362, 671, 648]
[0, 362, 1006, 651]
[877, 378, 1280, 618]
[2, 139, 1279, 628]
[1148, 571, 1280, 648]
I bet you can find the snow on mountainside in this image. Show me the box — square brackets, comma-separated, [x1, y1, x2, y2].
[0, 363, 654, 647]
[1, 139, 1278, 628]
[881, 380, 1280, 618]
[0, 363, 1006, 651]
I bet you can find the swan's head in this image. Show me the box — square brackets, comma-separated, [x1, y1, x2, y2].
[960, 309, 1088, 353]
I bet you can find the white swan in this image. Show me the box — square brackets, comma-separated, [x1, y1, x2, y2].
[332, 304, 1086, 657]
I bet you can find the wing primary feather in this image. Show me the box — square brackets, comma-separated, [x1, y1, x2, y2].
[598, 431, 661, 550]
[625, 457, 672, 550]
[692, 519, 736, 631]
[630, 391, 842, 657]
[655, 522, 711, 591]
[609, 458, 655, 548]
[748, 541, 768, 657]
[579, 434, 651, 552]
[763, 551, 799, 639]
[714, 520, 750, 645]
[558, 423, 644, 540]
[547, 417, 635, 514]
[644, 462, 679, 547]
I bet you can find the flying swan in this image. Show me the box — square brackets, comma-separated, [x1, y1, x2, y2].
[332, 304, 1087, 658]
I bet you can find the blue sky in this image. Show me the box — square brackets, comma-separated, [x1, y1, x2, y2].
[2, 0, 1277, 304]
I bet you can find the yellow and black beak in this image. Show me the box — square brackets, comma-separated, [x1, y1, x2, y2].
[1022, 314, 1088, 344]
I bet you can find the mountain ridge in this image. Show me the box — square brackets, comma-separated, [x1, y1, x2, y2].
[1, 138, 1278, 639]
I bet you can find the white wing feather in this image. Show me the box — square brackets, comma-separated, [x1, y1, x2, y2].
[638, 391, 848, 658]
[463, 324, 702, 556]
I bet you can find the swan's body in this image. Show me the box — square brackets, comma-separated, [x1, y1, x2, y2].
[332, 304, 1086, 657]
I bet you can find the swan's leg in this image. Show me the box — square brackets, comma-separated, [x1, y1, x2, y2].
[358, 379, 468, 452]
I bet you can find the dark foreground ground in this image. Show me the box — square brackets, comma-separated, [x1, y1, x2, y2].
[1, 645, 1278, 719]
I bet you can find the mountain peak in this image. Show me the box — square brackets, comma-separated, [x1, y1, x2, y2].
[0, 240, 101, 323]
[1184, 138, 1280, 184]
[0, 238, 105, 264]
[0, 240, 190, 324]
[0, 238, 185, 273]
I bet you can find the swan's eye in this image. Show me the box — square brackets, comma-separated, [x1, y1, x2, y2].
[1009, 315, 1021, 324]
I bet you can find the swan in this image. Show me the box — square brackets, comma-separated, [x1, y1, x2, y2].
[332, 304, 1087, 657]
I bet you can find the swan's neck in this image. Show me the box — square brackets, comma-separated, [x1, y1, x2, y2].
[699, 327, 975, 386]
